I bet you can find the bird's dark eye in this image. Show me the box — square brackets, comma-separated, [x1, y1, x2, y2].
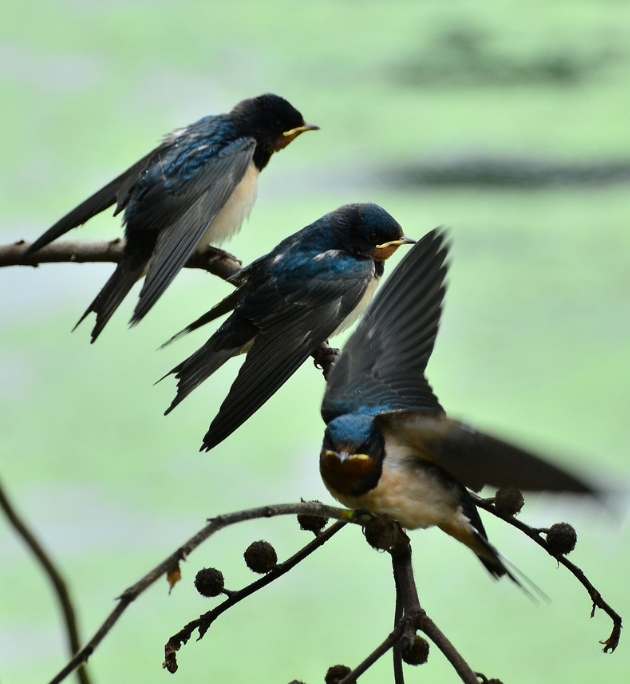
[367, 232, 379, 244]
[273, 119, 285, 131]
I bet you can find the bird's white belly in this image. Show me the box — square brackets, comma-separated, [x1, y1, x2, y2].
[328, 447, 458, 530]
[200, 162, 259, 247]
[332, 273, 380, 336]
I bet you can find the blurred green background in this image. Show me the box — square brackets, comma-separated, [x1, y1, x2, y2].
[1, 1, 629, 683]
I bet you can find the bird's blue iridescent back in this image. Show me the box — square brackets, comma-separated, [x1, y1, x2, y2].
[128, 115, 244, 206]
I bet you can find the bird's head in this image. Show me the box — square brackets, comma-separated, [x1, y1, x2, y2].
[331, 204, 415, 261]
[231, 94, 319, 156]
[320, 414, 385, 496]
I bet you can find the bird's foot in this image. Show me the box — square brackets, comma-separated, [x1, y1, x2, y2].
[312, 343, 340, 379]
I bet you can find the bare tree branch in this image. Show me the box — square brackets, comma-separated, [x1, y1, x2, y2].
[0, 476, 91, 684]
[473, 494, 622, 653]
[390, 525, 480, 684]
[335, 519, 481, 684]
[47, 502, 356, 684]
[164, 509, 483, 684]
[392, 589, 405, 684]
[164, 520, 347, 673]
[43, 495, 622, 684]
[0, 239, 242, 281]
[340, 621, 407, 683]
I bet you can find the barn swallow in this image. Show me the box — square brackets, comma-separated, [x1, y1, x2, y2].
[162, 203, 415, 451]
[319, 229, 595, 583]
[26, 94, 318, 342]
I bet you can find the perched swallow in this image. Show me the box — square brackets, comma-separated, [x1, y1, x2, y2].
[27, 94, 318, 341]
[163, 203, 415, 451]
[319, 229, 595, 583]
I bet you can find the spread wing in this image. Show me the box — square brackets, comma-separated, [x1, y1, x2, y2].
[376, 412, 595, 495]
[322, 228, 449, 424]
[201, 268, 374, 451]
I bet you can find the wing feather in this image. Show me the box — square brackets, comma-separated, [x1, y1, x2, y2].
[202, 276, 372, 451]
[322, 229, 449, 423]
[377, 412, 595, 494]
[130, 139, 255, 324]
[25, 148, 163, 254]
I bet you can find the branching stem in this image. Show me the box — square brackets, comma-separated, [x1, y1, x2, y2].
[473, 494, 622, 653]
[47, 503, 355, 684]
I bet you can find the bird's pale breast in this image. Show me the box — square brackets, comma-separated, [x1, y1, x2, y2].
[332, 269, 379, 336]
[199, 162, 259, 247]
[326, 445, 460, 530]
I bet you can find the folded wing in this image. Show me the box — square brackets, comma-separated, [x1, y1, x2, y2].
[202, 272, 374, 451]
[25, 147, 165, 255]
[131, 138, 255, 324]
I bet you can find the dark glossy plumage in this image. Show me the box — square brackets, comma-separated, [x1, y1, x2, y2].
[322, 228, 447, 423]
[320, 229, 595, 583]
[163, 202, 415, 451]
[28, 94, 318, 341]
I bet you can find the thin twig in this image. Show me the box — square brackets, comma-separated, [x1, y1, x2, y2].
[164, 521, 346, 672]
[417, 614, 480, 684]
[338, 622, 407, 684]
[48, 502, 358, 684]
[0, 476, 91, 684]
[473, 495, 622, 653]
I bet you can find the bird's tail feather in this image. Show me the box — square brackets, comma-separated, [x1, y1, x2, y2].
[163, 344, 237, 415]
[467, 525, 547, 602]
[159, 288, 243, 349]
[74, 259, 147, 343]
[440, 489, 546, 600]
